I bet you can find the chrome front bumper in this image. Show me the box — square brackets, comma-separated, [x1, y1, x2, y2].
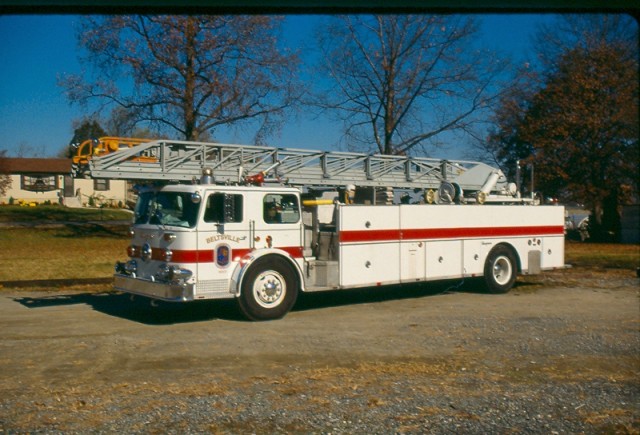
[114, 274, 195, 302]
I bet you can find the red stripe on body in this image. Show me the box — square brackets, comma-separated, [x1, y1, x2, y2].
[339, 229, 401, 243]
[171, 249, 211, 263]
[131, 246, 303, 263]
[340, 226, 564, 243]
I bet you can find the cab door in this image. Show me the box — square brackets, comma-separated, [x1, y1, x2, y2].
[196, 192, 251, 299]
[252, 192, 303, 258]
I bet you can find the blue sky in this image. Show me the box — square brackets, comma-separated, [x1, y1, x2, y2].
[0, 14, 553, 159]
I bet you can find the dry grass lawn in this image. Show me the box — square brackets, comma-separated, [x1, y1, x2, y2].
[564, 240, 639, 269]
[0, 225, 129, 281]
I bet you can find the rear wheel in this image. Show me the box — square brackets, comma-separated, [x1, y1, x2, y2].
[484, 245, 517, 294]
[238, 256, 299, 321]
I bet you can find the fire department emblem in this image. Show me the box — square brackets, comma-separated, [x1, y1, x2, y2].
[216, 244, 231, 267]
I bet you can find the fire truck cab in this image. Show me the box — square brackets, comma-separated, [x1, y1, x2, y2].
[115, 182, 306, 320]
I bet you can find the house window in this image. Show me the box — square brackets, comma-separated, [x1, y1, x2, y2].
[94, 179, 110, 191]
[21, 175, 57, 192]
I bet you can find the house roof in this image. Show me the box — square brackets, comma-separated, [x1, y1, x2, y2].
[1, 158, 72, 175]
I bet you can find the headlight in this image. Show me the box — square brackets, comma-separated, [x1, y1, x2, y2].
[141, 243, 152, 261]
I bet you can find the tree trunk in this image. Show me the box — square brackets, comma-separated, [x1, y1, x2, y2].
[590, 191, 621, 242]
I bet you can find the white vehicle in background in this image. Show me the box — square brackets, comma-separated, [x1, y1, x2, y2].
[83, 139, 565, 320]
[565, 207, 590, 242]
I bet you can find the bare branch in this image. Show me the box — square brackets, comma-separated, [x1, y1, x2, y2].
[313, 14, 505, 155]
[60, 15, 301, 142]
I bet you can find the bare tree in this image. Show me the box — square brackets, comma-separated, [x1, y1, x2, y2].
[12, 142, 47, 158]
[535, 14, 638, 69]
[314, 15, 510, 155]
[60, 15, 300, 143]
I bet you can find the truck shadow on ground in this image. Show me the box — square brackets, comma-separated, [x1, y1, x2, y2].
[294, 278, 481, 312]
[13, 292, 244, 324]
[13, 278, 513, 325]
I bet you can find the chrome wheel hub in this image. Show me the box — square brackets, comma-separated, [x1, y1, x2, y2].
[492, 255, 512, 285]
[253, 271, 286, 308]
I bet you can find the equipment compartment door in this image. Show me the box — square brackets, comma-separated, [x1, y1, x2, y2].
[542, 236, 564, 269]
[339, 205, 400, 287]
[401, 241, 426, 282]
[425, 240, 463, 280]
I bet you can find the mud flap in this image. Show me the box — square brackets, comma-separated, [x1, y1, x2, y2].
[528, 250, 541, 274]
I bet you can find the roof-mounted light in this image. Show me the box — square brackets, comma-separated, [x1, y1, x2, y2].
[201, 168, 214, 185]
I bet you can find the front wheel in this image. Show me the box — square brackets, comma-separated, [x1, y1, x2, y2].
[483, 245, 517, 294]
[238, 256, 299, 321]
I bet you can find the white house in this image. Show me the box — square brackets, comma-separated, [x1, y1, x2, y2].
[0, 157, 129, 208]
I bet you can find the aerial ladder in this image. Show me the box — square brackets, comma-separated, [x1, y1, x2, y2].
[83, 138, 531, 205]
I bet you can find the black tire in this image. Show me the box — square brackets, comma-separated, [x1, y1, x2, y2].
[238, 256, 299, 321]
[483, 245, 517, 294]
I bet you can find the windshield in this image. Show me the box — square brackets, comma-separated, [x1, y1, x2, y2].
[134, 191, 200, 228]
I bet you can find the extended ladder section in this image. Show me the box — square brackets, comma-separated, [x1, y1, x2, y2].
[87, 139, 527, 203]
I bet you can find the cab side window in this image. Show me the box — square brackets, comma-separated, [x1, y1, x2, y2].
[263, 194, 300, 224]
[204, 193, 243, 223]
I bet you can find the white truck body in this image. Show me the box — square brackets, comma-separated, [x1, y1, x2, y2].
[337, 203, 563, 286]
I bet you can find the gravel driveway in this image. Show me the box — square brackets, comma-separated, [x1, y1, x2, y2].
[0, 270, 638, 433]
